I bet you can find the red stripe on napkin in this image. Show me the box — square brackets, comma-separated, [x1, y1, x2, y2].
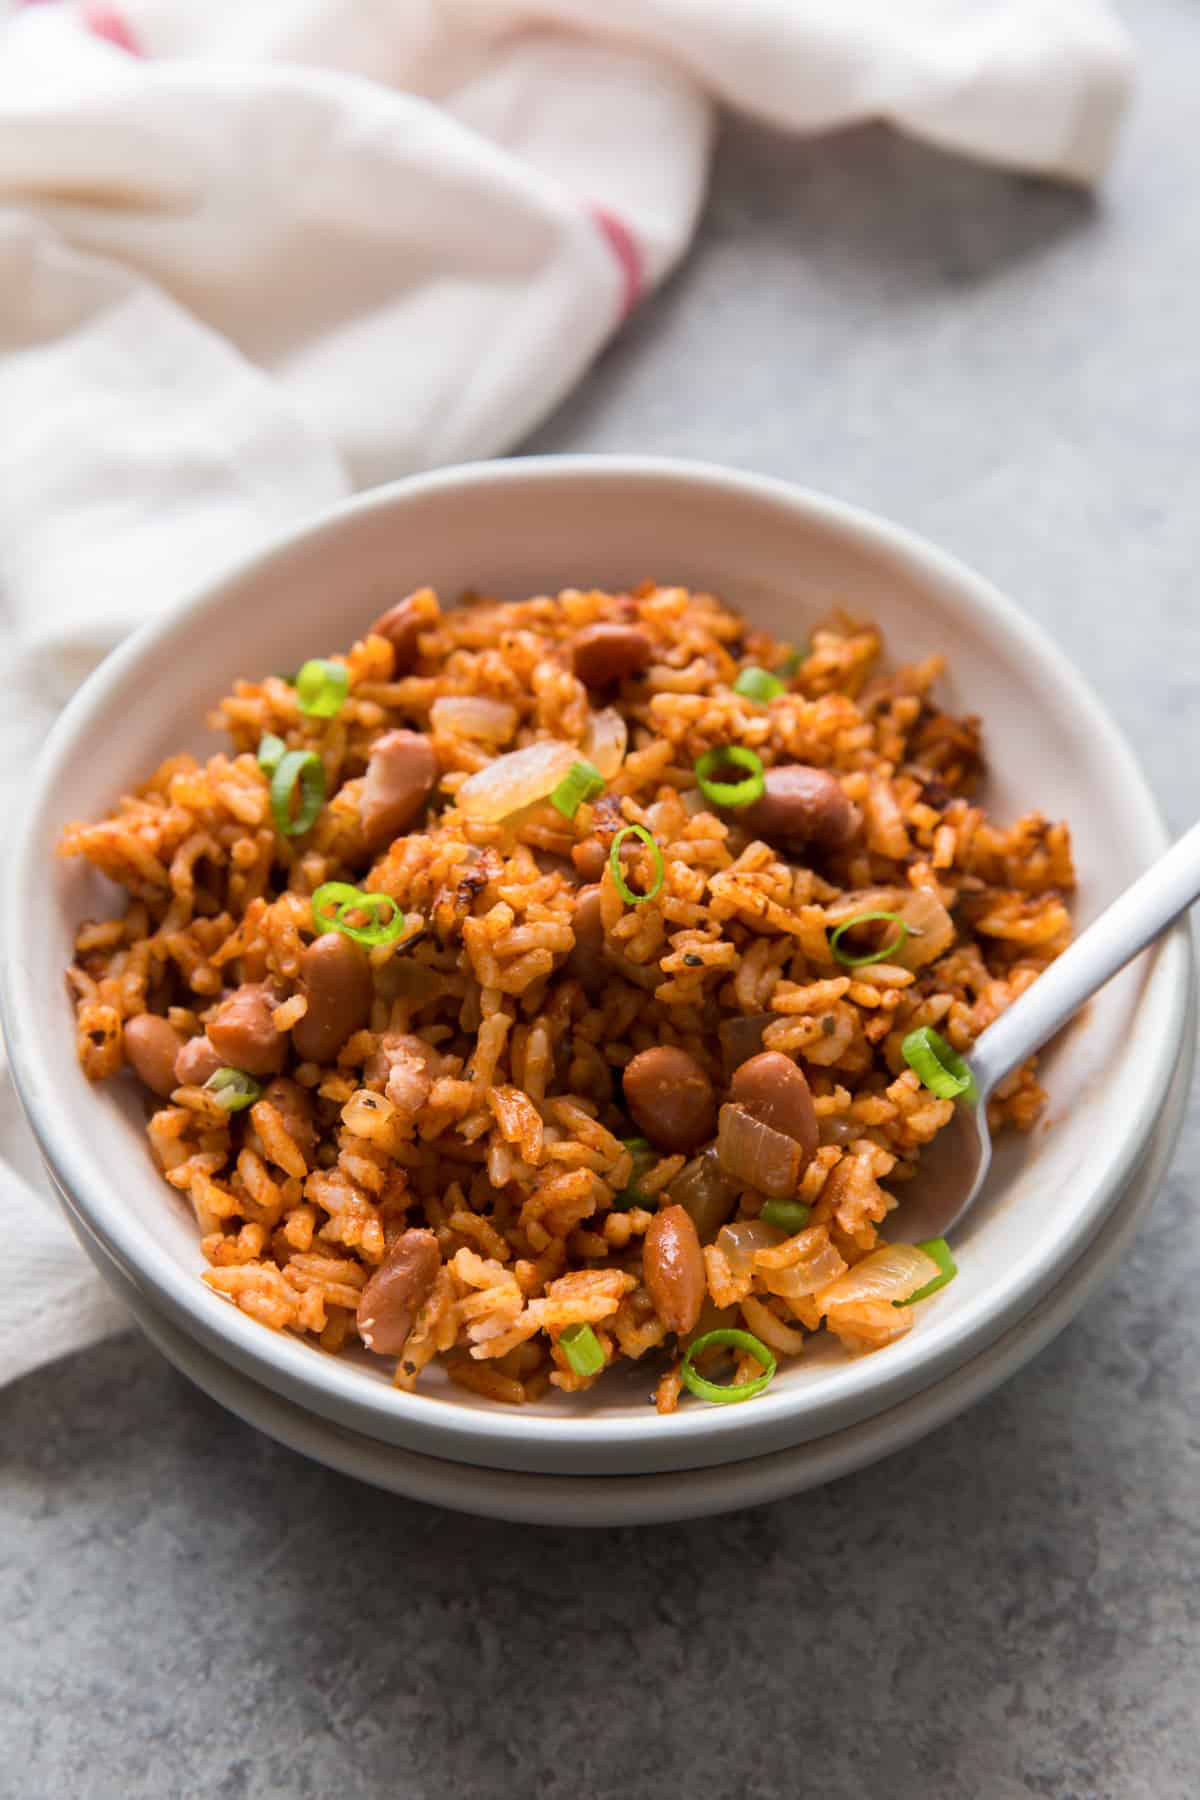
[82, 3, 143, 54]
[589, 206, 644, 322]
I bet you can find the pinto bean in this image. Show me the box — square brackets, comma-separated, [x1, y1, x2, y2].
[356, 1229, 442, 1355]
[567, 884, 606, 992]
[571, 622, 652, 690]
[360, 729, 437, 854]
[737, 764, 861, 853]
[123, 1013, 183, 1098]
[643, 1204, 705, 1336]
[368, 592, 435, 675]
[730, 1051, 818, 1163]
[291, 933, 374, 1065]
[174, 1034, 223, 1089]
[622, 1046, 716, 1155]
[258, 1076, 317, 1160]
[207, 983, 287, 1078]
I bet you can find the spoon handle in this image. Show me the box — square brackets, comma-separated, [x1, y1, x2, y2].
[970, 818, 1200, 1097]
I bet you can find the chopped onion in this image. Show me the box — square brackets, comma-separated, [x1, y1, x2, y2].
[717, 1102, 804, 1198]
[823, 886, 902, 925]
[740, 1293, 808, 1356]
[893, 887, 956, 970]
[715, 1220, 785, 1278]
[583, 706, 627, 780]
[456, 739, 578, 822]
[824, 884, 954, 974]
[818, 1243, 942, 1313]
[757, 1226, 848, 1298]
[829, 911, 910, 968]
[669, 1147, 739, 1242]
[823, 1298, 915, 1353]
[814, 1243, 944, 1351]
[430, 695, 518, 743]
[719, 1013, 773, 1080]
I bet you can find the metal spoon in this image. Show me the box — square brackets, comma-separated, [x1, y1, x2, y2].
[896, 819, 1200, 1242]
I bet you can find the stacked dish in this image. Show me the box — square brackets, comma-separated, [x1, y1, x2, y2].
[5, 459, 1192, 1523]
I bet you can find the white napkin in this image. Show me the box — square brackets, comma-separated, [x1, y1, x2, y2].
[0, 0, 1134, 1385]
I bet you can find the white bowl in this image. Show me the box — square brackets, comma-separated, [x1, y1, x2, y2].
[49, 1010, 1197, 1524]
[4, 457, 1192, 1477]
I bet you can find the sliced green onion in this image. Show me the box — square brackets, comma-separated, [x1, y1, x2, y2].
[894, 1237, 958, 1306]
[680, 1328, 777, 1405]
[203, 1067, 261, 1113]
[559, 1322, 606, 1378]
[295, 657, 349, 719]
[694, 745, 766, 809]
[733, 667, 785, 704]
[311, 880, 405, 947]
[257, 732, 286, 775]
[310, 882, 368, 935]
[336, 892, 405, 948]
[609, 824, 664, 907]
[902, 1026, 978, 1103]
[270, 749, 325, 838]
[613, 1136, 655, 1211]
[760, 1199, 811, 1234]
[549, 759, 605, 820]
[829, 910, 911, 968]
[778, 649, 806, 678]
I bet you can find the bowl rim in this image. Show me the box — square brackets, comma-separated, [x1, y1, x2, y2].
[4, 454, 1193, 1471]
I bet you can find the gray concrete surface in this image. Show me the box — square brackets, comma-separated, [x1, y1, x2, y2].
[4, 3, 1199, 1795]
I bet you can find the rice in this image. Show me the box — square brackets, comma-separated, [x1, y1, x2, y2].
[59, 582, 1074, 1409]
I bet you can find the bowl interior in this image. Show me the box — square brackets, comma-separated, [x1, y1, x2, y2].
[6, 459, 1187, 1474]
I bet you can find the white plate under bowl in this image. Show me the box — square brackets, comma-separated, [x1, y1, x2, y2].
[56, 1011, 1193, 1525]
[5, 457, 1194, 1476]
